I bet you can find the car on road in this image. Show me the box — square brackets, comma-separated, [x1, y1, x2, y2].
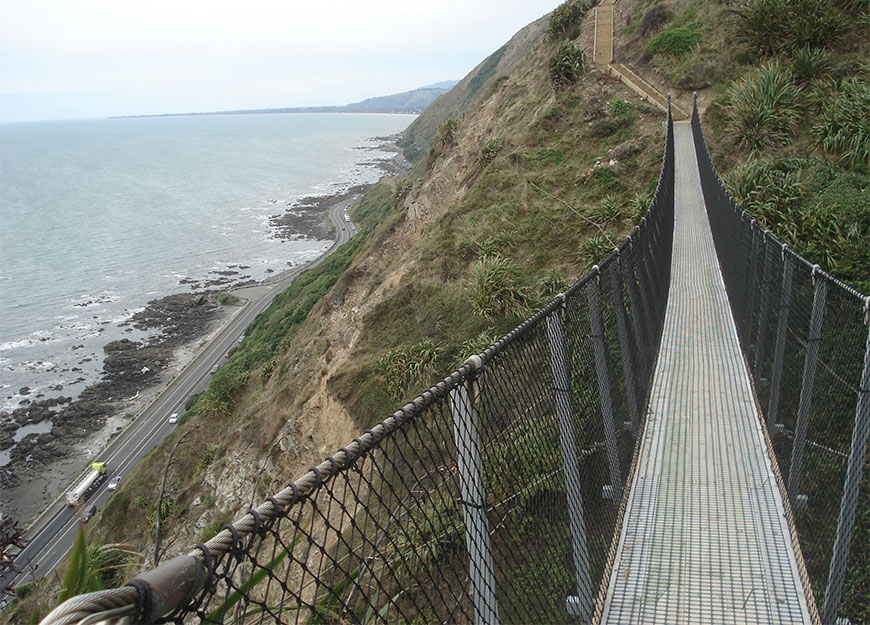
[210, 364, 220, 375]
[169, 413, 179, 424]
[107, 475, 122, 491]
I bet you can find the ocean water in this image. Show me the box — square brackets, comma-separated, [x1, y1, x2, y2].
[0, 113, 414, 417]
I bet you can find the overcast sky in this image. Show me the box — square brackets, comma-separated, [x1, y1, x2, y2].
[0, 1, 558, 123]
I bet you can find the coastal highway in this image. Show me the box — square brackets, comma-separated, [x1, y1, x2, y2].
[1, 196, 359, 595]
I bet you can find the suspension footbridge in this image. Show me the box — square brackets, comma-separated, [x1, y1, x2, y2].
[38, 100, 869, 625]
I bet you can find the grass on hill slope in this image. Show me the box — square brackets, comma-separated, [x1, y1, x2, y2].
[10, 0, 867, 622]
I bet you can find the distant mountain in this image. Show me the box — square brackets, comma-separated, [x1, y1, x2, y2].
[418, 80, 460, 90]
[122, 82, 459, 119]
[340, 83, 458, 113]
[276, 82, 459, 114]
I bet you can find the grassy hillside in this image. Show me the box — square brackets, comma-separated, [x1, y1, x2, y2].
[90, 0, 667, 584]
[617, 0, 868, 291]
[8, 0, 867, 621]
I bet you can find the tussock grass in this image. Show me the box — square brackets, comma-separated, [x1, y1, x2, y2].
[733, 0, 844, 57]
[812, 74, 870, 167]
[725, 62, 803, 153]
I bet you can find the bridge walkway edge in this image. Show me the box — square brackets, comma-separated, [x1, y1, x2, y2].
[598, 121, 812, 624]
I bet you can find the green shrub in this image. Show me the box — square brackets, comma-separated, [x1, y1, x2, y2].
[547, 0, 595, 40]
[435, 116, 461, 150]
[548, 41, 587, 90]
[200, 368, 249, 419]
[629, 190, 653, 221]
[812, 75, 870, 167]
[198, 445, 220, 473]
[590, 195, 622, 223]
[609, 98, 632, 116]
[467, 254, 529, 320]
[377, 339, 442, 400]
[576, 234, 615, 269]
[481, 138, 502, 166]
[588, 117, 624, 138]
[645, 26, 702, 58]
[392, 177, 413, 207]
[791, 46, 832, 83]
[212, 291, 241, 306]
[725, 62, 802, 152]
[734, 0, 844, 56]
[590, 167, 618, 191]
[724, 157, 869, 292]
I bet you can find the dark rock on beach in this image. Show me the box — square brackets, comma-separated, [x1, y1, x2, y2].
[0, 292, 224, 512]
[270, 185, 369, 241]
[1, 146, 410, 521]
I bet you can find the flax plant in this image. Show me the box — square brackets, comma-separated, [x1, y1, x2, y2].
[725, 62, 803, 153]
[467, 253, 530, 321]
[548, 41, 587, 91]
[733, 0, 843, 57]
[811, 75, 870, 167]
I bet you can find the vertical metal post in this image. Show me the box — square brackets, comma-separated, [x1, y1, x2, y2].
[587, 273, 622, 501]
[822, 298, 870, 625]
[754, 235, 775, 375]
[609, 257, 641, 436]
[451, 357, 500, 625]
[767, 248, 794, 430]
[788, 266, 828, 502]
[742, 223, 760, 349]
[623, 241, 651, 385]
[546, 304, 593, 621]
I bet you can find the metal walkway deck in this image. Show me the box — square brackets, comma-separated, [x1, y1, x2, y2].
[599, 122, 812, 624]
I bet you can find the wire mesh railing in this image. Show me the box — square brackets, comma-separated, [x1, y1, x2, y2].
[691, 94, 870, 625]
[39, 111, 677, 624]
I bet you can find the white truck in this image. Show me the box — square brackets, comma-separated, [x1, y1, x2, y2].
[65, 461, 108, 506]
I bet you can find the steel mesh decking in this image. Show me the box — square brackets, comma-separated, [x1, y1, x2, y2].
[599, 122, 811, 624]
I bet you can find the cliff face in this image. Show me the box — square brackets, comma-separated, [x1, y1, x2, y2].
[98, 5, 668, 557]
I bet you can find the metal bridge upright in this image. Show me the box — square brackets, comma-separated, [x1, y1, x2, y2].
[599, 122, 813, 624]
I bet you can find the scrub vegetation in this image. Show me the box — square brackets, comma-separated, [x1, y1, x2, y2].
[11, 0, 868, 622]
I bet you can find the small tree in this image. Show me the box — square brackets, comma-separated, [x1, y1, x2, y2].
[154, 430, 193, 565]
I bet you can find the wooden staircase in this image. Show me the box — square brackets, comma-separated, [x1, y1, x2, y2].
[593, 0, 689, 120]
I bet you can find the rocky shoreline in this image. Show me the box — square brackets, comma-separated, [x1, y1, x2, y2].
[0, 137, 408, 525]
[0, 292, 231, 522]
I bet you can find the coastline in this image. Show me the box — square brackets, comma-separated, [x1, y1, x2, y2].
[0, 139, 408, 524]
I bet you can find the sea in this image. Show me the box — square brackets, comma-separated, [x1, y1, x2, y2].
[0, 112, 415, 429]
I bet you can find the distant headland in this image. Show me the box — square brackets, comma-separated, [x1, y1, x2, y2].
[116, 81, 459, 119]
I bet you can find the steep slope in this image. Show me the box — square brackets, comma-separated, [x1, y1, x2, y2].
[11, 0, 866, 621]
[399, 14, 552, 159]
[93, 3, 667, 565]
